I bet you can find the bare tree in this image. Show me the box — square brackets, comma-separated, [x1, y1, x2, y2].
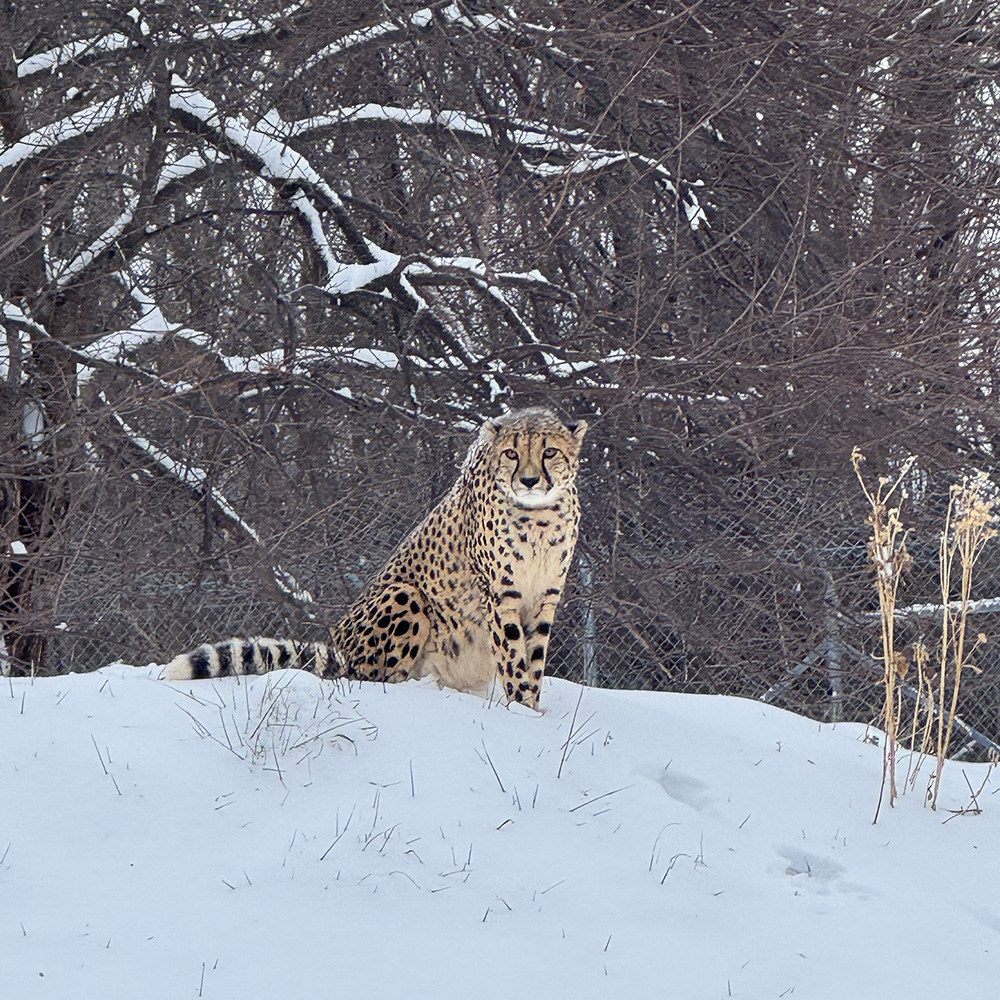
[1, 1, 999, 744]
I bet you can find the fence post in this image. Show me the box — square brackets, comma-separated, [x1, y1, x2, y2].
[823, 569, 844, 722]
[579, 552, 598, 687]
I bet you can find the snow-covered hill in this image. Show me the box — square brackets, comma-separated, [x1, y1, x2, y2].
[2, 667, 996, 998]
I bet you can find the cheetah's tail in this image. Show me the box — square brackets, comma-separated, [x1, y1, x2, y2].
[162, 637, 342, 681]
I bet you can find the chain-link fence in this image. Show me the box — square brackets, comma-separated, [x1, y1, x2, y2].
[17, 409, 998, 761]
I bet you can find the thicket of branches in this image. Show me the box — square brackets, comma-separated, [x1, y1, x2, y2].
[2, 1, 999, 741]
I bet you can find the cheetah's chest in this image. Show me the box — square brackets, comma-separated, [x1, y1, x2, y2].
[493, 511, 574, 605]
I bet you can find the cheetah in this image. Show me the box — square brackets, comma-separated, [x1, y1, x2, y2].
[164, 408, 587, 708]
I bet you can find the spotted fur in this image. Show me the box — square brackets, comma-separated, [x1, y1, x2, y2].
[164, 408, 586, 708]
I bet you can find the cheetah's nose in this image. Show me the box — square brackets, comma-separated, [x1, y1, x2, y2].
[520, 475, 540, 488]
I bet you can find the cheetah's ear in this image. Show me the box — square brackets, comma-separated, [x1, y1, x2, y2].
[481, 418, 503, 443]
[567, 419, 588, 443]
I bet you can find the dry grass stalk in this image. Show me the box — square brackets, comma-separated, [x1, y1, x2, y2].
[852, 448, 915, 819]
[855, 457, 997, 815]
[904, 641, 936, 790]
[929, 475, 997, 809]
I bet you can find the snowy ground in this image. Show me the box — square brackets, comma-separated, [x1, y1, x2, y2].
[2, 666, 997, 998]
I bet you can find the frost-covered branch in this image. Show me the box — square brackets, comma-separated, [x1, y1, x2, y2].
[105, 400, 318, 614]
[290, 3, 506, 81]
[169, 78, 395, 287]
[0, 84, 154, 171]
[48, 148, 227, 291]
[15, 3, 306, 78]
[281, 103, 707, 229]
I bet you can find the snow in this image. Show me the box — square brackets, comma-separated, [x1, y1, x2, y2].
[16, 33, 133, 78]
[293, 4, 499, 80]
[876, 595, 1000, 619]
[539, 349, 631, 378]
[218, 346, 413, 374]
[297, 10, 429, 77]
[155, 148, 226, 192]
[54, 196, 139, 289]
[0, 86, 154, 170]
[21, 402, 45, 452]
[17, 4, 306, 78]
[2, 667, 996, 998]
[282, 102, 707, 230]
[168, 83, 334, 196]
[75, 281, 210, 379]
[46, 150, 222, 292]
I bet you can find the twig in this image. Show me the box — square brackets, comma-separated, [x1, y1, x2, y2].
[568, 784, 633, 813]
[320, 804, 355, 860]
[91, 735, 108, 774]
[557, 685, 585, 779]
[479, 740, 505, 792]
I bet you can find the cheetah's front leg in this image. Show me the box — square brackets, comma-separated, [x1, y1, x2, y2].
[491, 596, 535, 707]
[519, 586, 564, 703]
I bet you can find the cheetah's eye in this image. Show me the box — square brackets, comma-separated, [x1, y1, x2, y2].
[503, 449, 518, 460]
[543, 448, 558, 459]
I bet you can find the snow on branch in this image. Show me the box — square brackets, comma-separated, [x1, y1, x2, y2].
[74, 278, 210, 384]
[295, 6, 435, 78]
[403, 257, 545, 344]
[167, 82, 552, 321]
[1, 298, 48, 339]
[169, 81, 337, 197]
[162, 82, 628, 351]
[1, 292, 194, 396]
[0, 300, 41, 383]
[284, 102, 639, 168]
[155, 147, 228, 193]
[290, 3, 507, 81]
[282, 3, 711, 229]
[169, 78, 402, 293]
[52, 195, 139, 289]
[0, 84, 154, 171]
[403, 255, 557, 293]
[282, 103, 708, 230]
[220, 346, 412, 375]
[49, 148, 227, 291]
[16, 3, 306, 78]
[16, 31, 134, 78]
[105, 400, 318, 613]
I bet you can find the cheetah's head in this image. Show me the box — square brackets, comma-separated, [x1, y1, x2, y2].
[478, 408, 587, 509]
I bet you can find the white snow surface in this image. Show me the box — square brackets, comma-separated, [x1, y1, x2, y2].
[2, 667, 996, 998]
